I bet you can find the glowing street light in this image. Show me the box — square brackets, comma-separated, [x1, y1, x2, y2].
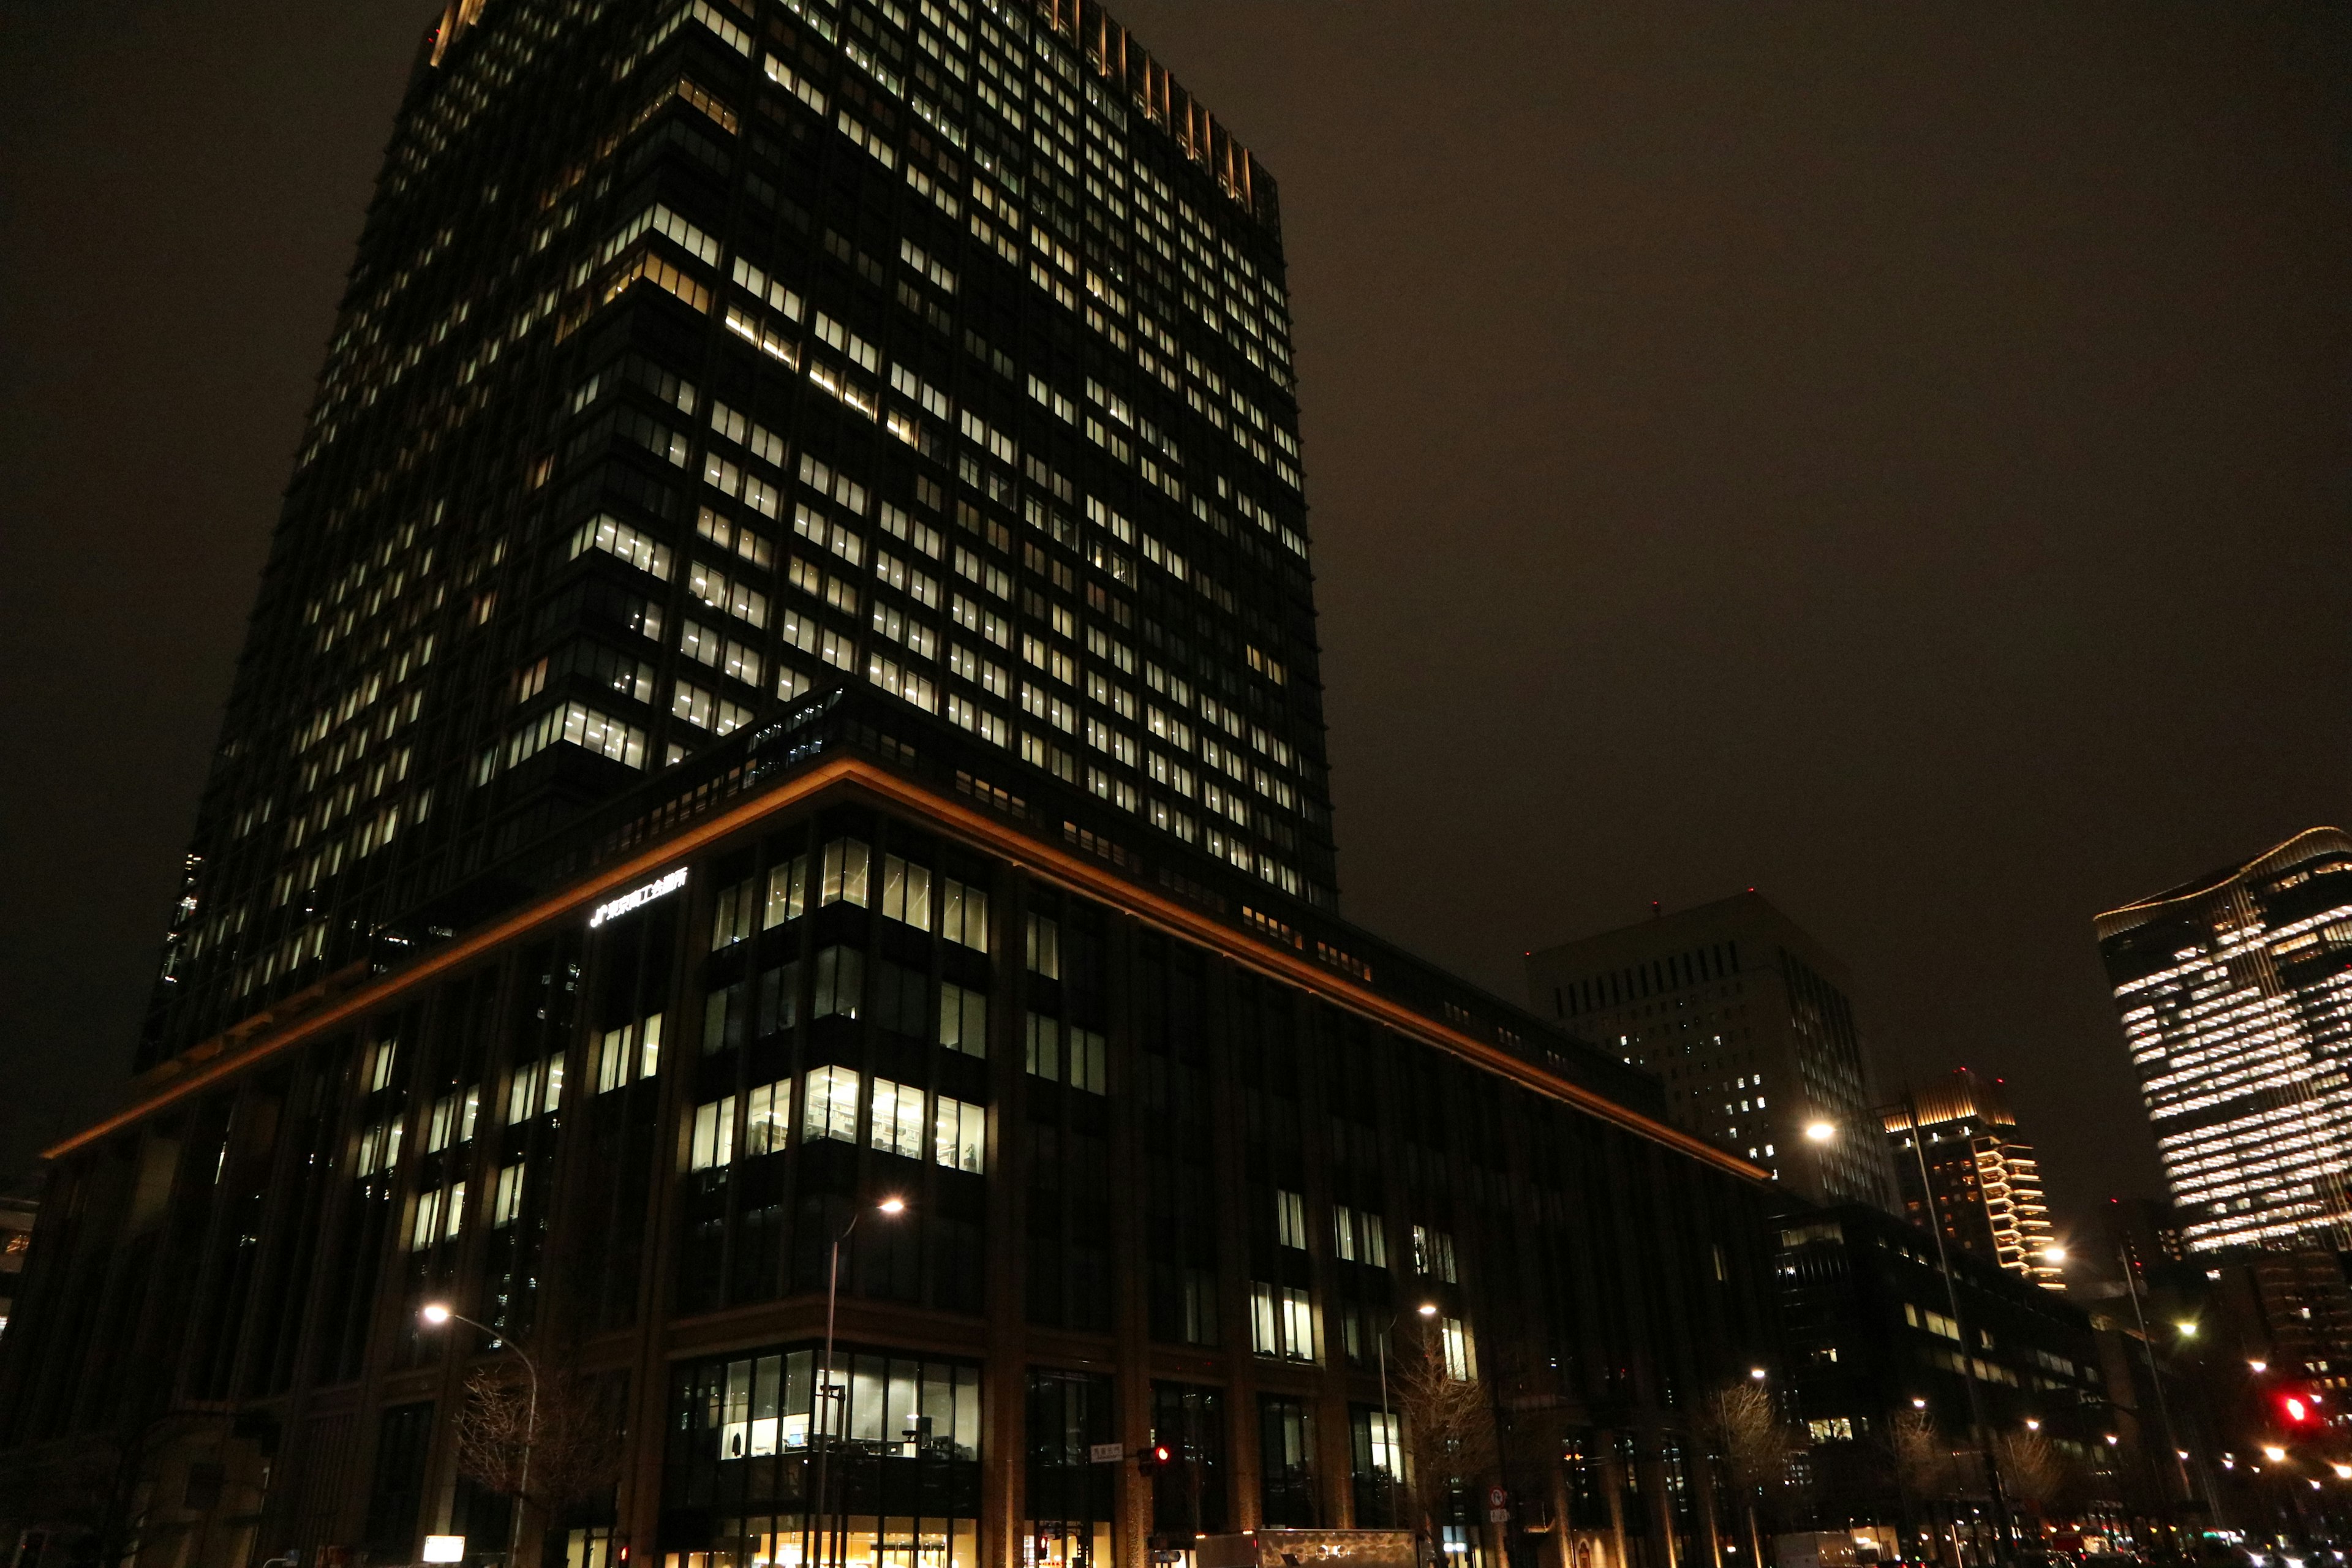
[1805, 1121, 1836, 1144]
[1378, 1304, 1446, 1525]
[2252, 1359, 2271, 1374]
[2176, 1320, 2199, 1338]
[420, 1302, 537, 1567]
[1751, 1367, 1768, 1382]
[2265, 1446, 2290, 1463]
[2043, 1245, 2068, 1265]
[813, 1198, 908, 1568]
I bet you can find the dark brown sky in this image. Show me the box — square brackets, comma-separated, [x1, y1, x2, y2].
[4, 3, 2347, 1241]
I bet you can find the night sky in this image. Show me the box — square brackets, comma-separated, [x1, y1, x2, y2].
[4, 3, 2347, 1248]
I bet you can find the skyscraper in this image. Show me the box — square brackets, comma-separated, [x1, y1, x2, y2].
[1525, 891, 1902, 1209]
[140, 0, 1333, 1072]
[2097, 826, 2352, 1253]
[1879, 1068, 2060, 1290]
[0, 5, 1782, 1566]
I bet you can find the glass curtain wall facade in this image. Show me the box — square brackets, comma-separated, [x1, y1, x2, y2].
[2097, 827, 2352, 1253]
[0, 702, 1780, 1568]
[141, 0, 1333, 1075]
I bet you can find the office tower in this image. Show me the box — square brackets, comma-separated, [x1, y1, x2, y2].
[0, 7, 1782, 1568]
[139, 0, 1335, 1074]
[1526, 891, 1902, 1210]
[2097, 826, 2352, 1253]
[1879, 1068, 2060, 1290]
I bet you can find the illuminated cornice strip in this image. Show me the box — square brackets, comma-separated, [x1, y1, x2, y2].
[49, 758, 1765, 1185]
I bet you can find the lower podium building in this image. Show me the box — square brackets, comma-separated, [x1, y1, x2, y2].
[0, 689, 1776, 1568]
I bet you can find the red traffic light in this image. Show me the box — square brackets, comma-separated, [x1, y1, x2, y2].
[1136, 1442, 1175, 1472]
[2281, 1393, 2315, 1425]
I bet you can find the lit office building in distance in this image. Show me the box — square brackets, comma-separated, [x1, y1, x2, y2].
[1526, 891, 1901, 1208]
[2097, 827, 2352, 1253]
[1879, 1068, 2059, 1290]
[0, 4, 1784, 1567]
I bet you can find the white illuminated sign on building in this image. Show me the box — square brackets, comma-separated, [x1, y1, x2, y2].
[423, 1539, 467, 1564]
[588, 867, 688, 928]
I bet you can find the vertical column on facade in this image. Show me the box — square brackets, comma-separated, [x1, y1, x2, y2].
[1112, 913, 1155, 1568]
[984, 869, 1030, 1568]
[418, 971, 504, 1547]
[262, 1038, 365, 1556]
[627, 898, 698, 1559]
[1303, 1000, 1353, 1531]
[1597, 1439, 1630, 1568]
[1211, 960, 1259, 1533]
[1641, 1441, 1678, 1568]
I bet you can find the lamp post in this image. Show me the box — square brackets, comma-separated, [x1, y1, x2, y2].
[1893, 1091, 2016, 1568]
[421, 1303, 539, 1567]
[812, 1197, 907, 1568]
[1378, 1302, 1440, 1529]
[2108, 1237, 2196, 1515]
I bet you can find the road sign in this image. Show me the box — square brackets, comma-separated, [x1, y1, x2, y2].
[1090, 1442, 1126, 1463]
[1489, 1511, 1511, 1524]
[1489, 1487, 1509, 1509]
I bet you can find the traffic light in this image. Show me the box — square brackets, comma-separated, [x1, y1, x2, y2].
[1136, 1442, 1176, 1474]
[2280, 1392, 2316, 1427]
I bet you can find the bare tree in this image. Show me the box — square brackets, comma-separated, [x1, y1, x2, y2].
[1396, 1332, 1499, 1538]
[1889, 1409, 1956, 1502]
[453, 1363, 626, 1564]
[1698, 1382, 1798, 1566]
[1888, 1408, 1966, 1564]
[1993, 1430, 2071, 1536]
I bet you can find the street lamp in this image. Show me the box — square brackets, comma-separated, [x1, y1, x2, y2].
[421, 1303, 538, 1566]
[1804, 1121, 1835, 1144]
[1750, 1368, 1768, 1382]
[1896, 1088, 2016, 1568]
[2043, 1246, 2068, 1265]
[2252, 1360, 2271, 1374]
[1376, 1302, 1440, 1528]
[812, 1197, 908, 1568]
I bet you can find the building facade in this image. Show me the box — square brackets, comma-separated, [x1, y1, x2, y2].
[2097, 827, 2352, 1253]
[1, 696, 1781, 1568]
[141, 0, 1335, 1076]
[1525, 894, 1900, 1210]
[1773, 1204, 2117, 1542]
[1880, 1069, 2059, 1291]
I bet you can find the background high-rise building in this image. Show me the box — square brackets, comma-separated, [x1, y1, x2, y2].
[139, 0, 1333, 1072]
[1880, 1067, 2060, 1289]
[2097, 826, 2352, 1253]
[1526, 891, 1901, 1208]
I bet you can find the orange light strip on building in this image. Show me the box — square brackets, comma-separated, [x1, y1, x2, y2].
[48, 757, 1766, 1185]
